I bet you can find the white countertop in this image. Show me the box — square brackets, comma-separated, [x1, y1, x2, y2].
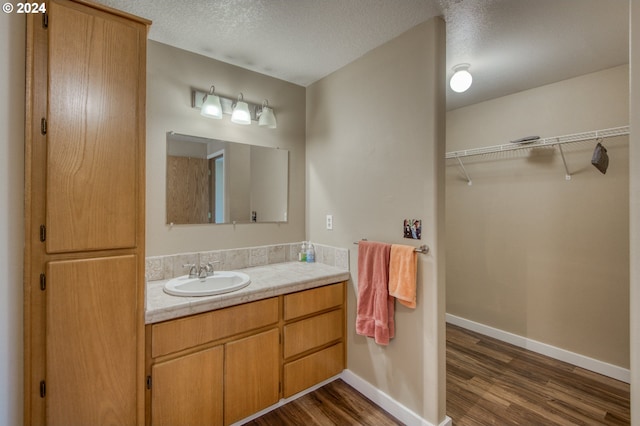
[146, 262, 351, 324]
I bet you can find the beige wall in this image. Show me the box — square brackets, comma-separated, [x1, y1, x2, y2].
[0, 12, 24, 426]
[306, 19, 447, 424]
[146, 41, 306, 255]
[446, 65, 630, 368]
[629, 0, 639, 422]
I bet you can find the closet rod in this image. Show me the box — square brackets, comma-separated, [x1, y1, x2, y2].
[445, 125, 629, 159]
[353, 241, 430, 254]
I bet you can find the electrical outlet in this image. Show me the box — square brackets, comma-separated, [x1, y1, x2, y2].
[326, 214, 333, 230]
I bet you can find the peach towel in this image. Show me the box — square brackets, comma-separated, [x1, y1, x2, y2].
[355, 241, 394, 345]
[388, 244, 417, 308]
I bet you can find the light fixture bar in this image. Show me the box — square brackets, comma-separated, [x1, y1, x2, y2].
[192, 89, 262, 121]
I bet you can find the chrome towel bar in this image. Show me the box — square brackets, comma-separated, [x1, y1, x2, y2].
[353, 240, 429, 254]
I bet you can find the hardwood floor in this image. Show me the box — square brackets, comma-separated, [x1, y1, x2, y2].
[447, 323, 630, 425]
[249, 324, 630, 425]
[244, 379, 403, 426]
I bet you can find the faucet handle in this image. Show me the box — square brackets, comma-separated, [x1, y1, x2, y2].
[182, 263, 198, 278]
[205, 261, 220, 276]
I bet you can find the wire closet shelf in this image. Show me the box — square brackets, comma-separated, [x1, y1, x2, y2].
[445, 125, 629, 185]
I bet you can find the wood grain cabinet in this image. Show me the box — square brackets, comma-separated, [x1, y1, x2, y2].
[24, 1, 150, 424]
[148, 298, 280, 426]
[151, 346, 224, 426]
[224, 329, 280, 424]
[282, 282, 346, 398]
[146, 282, 347, 424]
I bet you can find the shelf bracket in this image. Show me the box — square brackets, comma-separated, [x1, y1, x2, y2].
[557, 145, 572, 181]
[455, 156, 472, 186]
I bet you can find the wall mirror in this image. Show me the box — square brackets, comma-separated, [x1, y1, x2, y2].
[166, 132, 289, 224]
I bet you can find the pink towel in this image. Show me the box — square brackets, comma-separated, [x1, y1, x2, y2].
[356, 241, 394, 345]
[388, 244, 417, 308]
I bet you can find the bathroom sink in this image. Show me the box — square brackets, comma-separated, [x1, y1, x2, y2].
[163, 271, 251, 297]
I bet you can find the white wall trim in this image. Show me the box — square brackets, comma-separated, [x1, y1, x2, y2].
[341, 370, 452, 426]
[446, 314, 630, 384]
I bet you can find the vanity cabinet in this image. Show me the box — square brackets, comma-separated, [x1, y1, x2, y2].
[146, 282, 346, 424]
[282, 282, 346, 397]
[24, 1, 149, 424]
[147, 298, 280, 426]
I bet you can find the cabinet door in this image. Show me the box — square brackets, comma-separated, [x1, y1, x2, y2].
[151, 346, 224, 426]
[46, 0, 144, 253]
[46, 255, 138, 425]
[224, 328, 280, 425]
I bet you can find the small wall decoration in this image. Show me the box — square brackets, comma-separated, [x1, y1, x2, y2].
[403, 219, 421, 240]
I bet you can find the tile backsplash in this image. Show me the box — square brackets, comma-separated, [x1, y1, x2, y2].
[146, 242, 349, 282]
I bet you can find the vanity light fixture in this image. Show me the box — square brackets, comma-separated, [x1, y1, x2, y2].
[257, 100, 277, 129]
[192, 87, 277, 129]
[200, 85, 223, 119]
[450, 63, 473, 93]
[231, 93, 251, 125]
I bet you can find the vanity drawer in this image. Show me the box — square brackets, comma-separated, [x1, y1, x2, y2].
[283, 282, 344, 320]
[283, 308, 343, 359]
[283, 342, 344, 398]
[151, 297, 279, 357]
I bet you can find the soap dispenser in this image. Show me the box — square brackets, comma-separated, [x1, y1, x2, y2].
[306, 242, 315, 263]
[299, 241, 307, 262]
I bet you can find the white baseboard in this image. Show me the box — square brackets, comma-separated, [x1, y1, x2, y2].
[341, 370, 452, 426]
[446, 313, 630, 384]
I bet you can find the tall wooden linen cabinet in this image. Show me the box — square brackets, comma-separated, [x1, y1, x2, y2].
[24, 1, 150, 424]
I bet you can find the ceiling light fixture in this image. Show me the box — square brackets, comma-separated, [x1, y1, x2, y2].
[450, 63, 473, 93]
[200, 85, 223, 119]
[257, 100, 277, 129]
[231, 93, 251, 125]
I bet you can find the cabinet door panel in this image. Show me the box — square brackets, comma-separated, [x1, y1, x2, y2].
[151, 346, 224, 426]
[46, 255, 138, 425]
[224, 328, 280, 425]
[46, 1, 142, 253]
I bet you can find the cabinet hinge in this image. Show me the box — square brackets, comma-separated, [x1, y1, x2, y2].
[279, 382, 281, 393]
[39, 380, 46, 398]
[40, 273, 46, 291]
[146, 375, 152, 390]
[39, 225, 46, 242]
[40, 118, 47, 135]
[42, 12, 48, 28]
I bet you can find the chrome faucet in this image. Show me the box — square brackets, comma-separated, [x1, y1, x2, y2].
[184, 261, 219, 279]
[183, 263, 198, 279]
[199, 264, 209, 279]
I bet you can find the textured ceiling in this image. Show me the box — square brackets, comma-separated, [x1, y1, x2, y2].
[97, 0, 629, 110]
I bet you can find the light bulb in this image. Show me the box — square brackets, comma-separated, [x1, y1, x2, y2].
[231, 93, 251, 125]
[450, 64, 472, 93]
[200, 86, 222, 119]
[258, 100, 277, 129]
